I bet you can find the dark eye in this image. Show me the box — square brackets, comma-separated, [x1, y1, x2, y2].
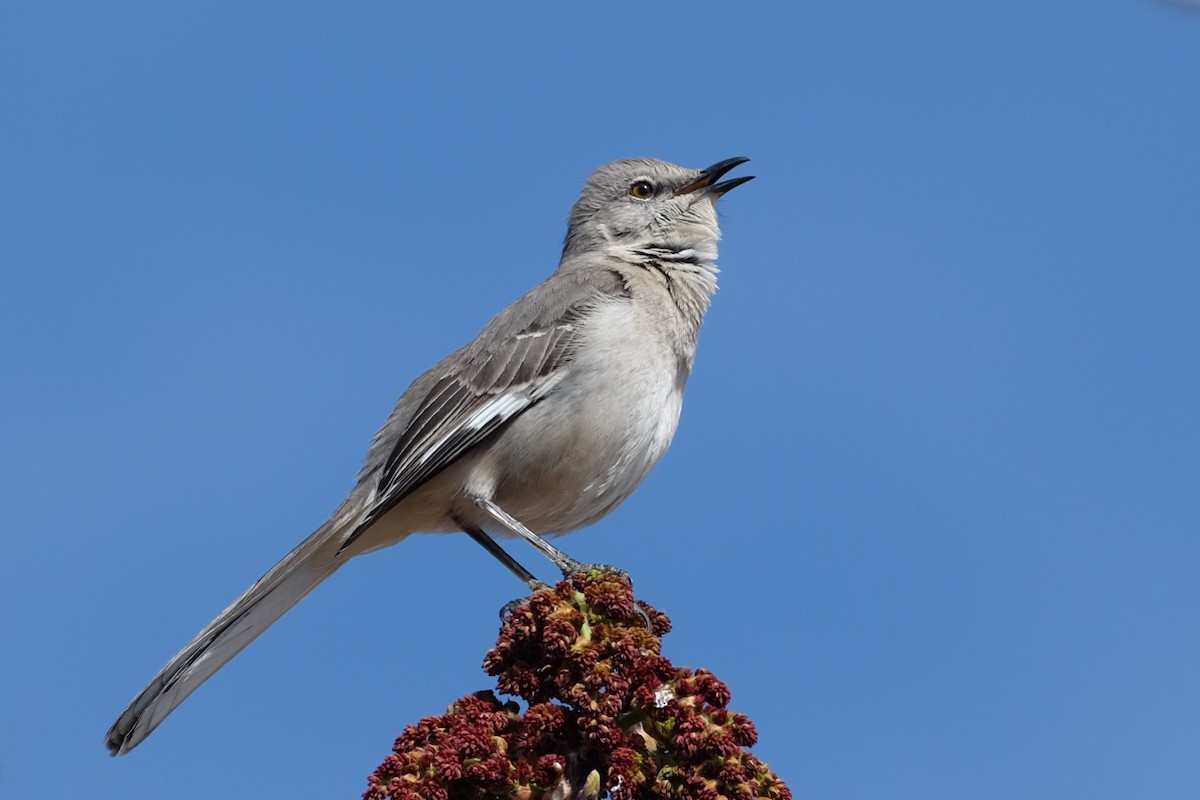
[629, 180, 655, 199]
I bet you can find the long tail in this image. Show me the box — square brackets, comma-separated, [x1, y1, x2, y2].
[105, 509, 358, 755]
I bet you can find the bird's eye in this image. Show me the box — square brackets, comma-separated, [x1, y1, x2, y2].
[629, 180, 655, 200]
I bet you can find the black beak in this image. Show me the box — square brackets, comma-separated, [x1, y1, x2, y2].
[675, 156, 754, 197]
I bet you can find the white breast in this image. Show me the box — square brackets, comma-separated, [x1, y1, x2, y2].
[486, 295, 690, 533]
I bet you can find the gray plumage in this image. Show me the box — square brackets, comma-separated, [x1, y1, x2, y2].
[105, 156, 753, 755]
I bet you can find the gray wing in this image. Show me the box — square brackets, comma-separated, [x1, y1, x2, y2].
[340, 267, 630, 552]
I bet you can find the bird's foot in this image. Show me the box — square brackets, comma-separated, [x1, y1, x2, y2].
[498, 579, 551, 620]
[558, 561, 631, 582]
[558, 566, 653, 630]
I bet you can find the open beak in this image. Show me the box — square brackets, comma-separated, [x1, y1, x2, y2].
[675, 156, 755, 198]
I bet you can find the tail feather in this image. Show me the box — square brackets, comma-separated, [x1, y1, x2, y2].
[105, 514, 353, 755]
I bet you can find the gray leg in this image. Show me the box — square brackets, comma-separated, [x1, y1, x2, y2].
[455, 517, 547, 591]
[473, 497, 587, 577]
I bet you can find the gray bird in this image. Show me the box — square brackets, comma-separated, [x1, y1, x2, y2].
[105, 156, 753, 755]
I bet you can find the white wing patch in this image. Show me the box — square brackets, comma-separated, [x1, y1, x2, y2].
[412, 370, 569, 469]
[415, 391, 531, 466]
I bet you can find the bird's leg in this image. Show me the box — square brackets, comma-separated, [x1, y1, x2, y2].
[472, 497, 632, 581]
[472, 497, 592, 577]
[456, 518, 547, 592]
[472, 499, 645, 627]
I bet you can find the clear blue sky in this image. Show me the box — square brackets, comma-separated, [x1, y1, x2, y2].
[3, 2, 1199, 798]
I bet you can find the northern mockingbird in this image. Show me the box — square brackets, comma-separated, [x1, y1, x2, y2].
[105, 156, 753, 755]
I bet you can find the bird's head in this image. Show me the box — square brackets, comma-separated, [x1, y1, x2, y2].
[562, 157, 753, 266]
